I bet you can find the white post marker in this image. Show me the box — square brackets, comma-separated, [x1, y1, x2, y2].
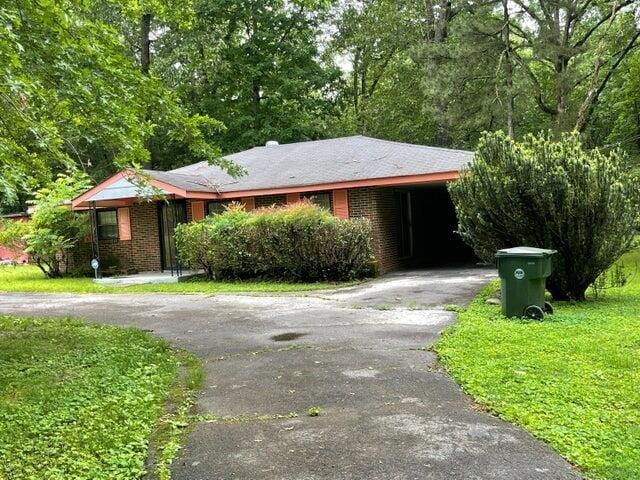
[91, 258, 100, 279]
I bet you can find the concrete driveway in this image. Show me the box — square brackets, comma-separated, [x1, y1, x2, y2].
[0, 267, 580, 480]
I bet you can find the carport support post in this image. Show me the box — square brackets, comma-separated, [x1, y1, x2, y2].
[170, 195, 181, 277]
[90, 201, 101, 279]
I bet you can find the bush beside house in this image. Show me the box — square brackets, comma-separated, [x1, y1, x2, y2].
[0, 173, 90, 278]
[175, 202, 373, 282]
[0, 218, 30, 263]
[449, 131, 640, 301]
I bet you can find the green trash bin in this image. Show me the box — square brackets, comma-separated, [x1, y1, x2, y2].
[495, 246, 557, 319]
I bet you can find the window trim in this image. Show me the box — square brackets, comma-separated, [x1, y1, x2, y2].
[97, 209, 119, 241]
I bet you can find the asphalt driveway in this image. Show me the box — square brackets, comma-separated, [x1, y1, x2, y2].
[0, 267, 580, 479]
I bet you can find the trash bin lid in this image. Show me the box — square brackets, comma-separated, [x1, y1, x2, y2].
[495, 246, 557, 258]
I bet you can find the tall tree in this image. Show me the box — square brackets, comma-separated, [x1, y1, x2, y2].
[331, 0, 506, 148]
[0, 0, 231, 211]
[590, 53, 640, 165]
[332, 0, 413, 133]
[507, 0, 640, 131]
[154, 0, 342, 154]
[502, 0, 516, 137]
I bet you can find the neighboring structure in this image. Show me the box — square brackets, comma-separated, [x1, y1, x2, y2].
[71, 136, 476, 274]
[0, 213, 30, 264]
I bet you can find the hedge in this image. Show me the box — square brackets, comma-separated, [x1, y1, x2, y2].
[175, 202, 373, 281]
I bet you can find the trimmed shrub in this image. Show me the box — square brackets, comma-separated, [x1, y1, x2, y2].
[175, 203, 252, 279]
[449, 131, 640, 301]
[175, 201, 373, 281]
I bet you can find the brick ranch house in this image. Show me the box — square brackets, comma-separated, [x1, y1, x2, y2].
[71, 135, 475, 275]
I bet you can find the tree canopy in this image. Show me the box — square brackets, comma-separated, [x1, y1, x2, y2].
[2, 0, 640, 212]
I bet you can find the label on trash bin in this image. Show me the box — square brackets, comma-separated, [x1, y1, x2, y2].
[514, 268, 525, 280]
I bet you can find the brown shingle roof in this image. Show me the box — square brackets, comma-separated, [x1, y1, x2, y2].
[167, 135, 472, 193]
[75, 136, 473, 207]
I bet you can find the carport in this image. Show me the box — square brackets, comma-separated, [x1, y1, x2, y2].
[389, 184, 477, 268]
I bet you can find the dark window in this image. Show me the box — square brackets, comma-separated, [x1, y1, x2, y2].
[207, 201, 229, 216]
[97, 210, 118, 240]
[302, 192, 331, 211]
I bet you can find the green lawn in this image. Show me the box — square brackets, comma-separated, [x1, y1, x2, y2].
[436, 249, 640, 480]
[0, 316, 198, 479]
[0, 264, 355, 294]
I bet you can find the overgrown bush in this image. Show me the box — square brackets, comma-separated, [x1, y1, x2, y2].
[449, 131, 640, 301]
[0, 172, 91, 278]
[175, 202, 373, 281]
[175, 204, 252, 279]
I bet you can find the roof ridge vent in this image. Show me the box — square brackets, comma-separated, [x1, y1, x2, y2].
[265, 140, 279, 147]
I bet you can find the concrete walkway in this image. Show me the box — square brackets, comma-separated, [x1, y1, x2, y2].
[0, 267, 580, 480]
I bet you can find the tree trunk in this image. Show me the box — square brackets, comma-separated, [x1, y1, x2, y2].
[502, 0, 515, 138]
[547, 278, 587, 302]
[574, 55, 604, 133]
[252, 80, 262, 132]
[352, 49, 360, 112]
[424, 0, 454, 146]
[140, 13, 153, 166]
[140, 13, 152, 75]
[35, 260, 48, 278]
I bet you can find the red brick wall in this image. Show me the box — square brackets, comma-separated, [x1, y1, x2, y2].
[186, 199, 194, 222]
[71, 202, 162, 273]
[348, 187, 403, 273]
[70, 188, 405, 275]
[128, 203, 162, 271]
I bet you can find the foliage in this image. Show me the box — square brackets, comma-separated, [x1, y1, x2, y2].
[590, 259, 635, 299]
[3, 0, 640, 209]
[19, 173, 92, 278]
[0, 316, 179, 479]
[0, 217, 29, 256]
[307, 406, 321, 417]
[0, 264, 355, 294]
[0, 0, 230, 211]
[176, 202, 373, 282]
[152, 0, 342, 154]
[245, 202, 373, 281]
[435, 247, 640, 480]
[329, 1, 640, 150]
[594, 55, 640, 165]
[449, 131, 640, 300]
[175, 204, 252, 279]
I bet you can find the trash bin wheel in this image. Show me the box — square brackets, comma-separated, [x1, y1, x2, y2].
[543, 301, 554, 314]
[523, 305, 544, 320]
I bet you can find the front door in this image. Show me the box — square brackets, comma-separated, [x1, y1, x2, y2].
[159, 200, 187, 272]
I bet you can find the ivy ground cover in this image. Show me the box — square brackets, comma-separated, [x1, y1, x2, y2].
[0, 317, 180, 479]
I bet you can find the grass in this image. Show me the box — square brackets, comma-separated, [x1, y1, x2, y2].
[0, 316, 199, 479]
[435, 249, 640, 480]
[0, 264, 356, 294]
